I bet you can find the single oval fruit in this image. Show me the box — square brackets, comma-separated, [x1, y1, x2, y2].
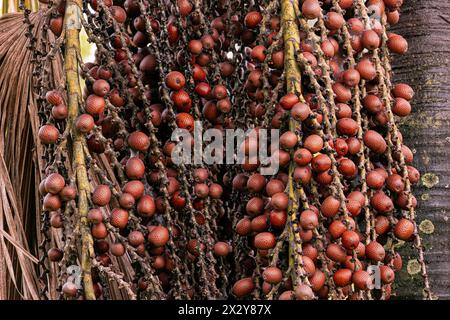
[46, 90, 63, 105]
[380, 265, 396, 284]
[311, 154, 331, 172]
[271, 192, 289, 210]
[337, 118, 359, 136]
[128, 131, 150, 152]
[341, 230, 360, 250]
[176, 112, 195, 132]
[356, 59, 377, 80]
[364, 130, 387, 154]
[262, 267, 283, 284]
[342, 68, 360, 87]
[392, 83, 414, 101]
[291, 102, 312, 121]
[148, 226, 170, 247]
[375, 215, 390, 235]
[75, 114, 95, 133]
[366, 241, 386, 261]
[165, 71, 186, 90]
[254, 232, 276, 250]
[232, 278, 255, 298]
[295, 284, 314, 300]
[371, 191, 394, 213]
[321, 196, 340, 218]
[393, 97, 411, 117]
[386, 174, 405, 193]
[352, 270, 371, 290]
[247, 173, 267, 193]
[38, 124, 59, 144]
[329, 220, 347, 239]
[299, 209, 319, 230]
[333, 268, 353, 287]
[244, 11, 263, 29]
[110, 208, 129, 229]
[128, 230, 145, 247]
[361, 29, 380, 50]
[367, 170, 386, 189]
[394, 218, 415, 241]
[324, 12, 344, 30]
[125, 157, 145, 179]
[236, 217, 252, 236]
[44, 173, 65, 194]
[110, 242, 126, 257]
[302, 0, 321, 19]
[214, 242, 231, 257]
[387, 34, 408, 54]
[137, 195, 156, 217]
[123, 180, 145, 199]
[48, 248, 63, 262]
[52, 104, 68, 120]
[326, 243, 347, 263]
[87, 208, 103, 224]
[92, 79, 110, 97]
[280, 93, 299, 110]
[362, 95, 383, 113]
[304, 134, 324, 154]
[92, 185, 111, 206]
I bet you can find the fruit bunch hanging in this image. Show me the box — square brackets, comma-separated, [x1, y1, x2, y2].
[31, 0, 432, 300]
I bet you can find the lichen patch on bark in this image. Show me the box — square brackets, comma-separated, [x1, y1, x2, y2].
[407, 259, 422, 275]
[421, 173, 439, 189]
[421, 193, 430, 201]
[419, 219, 435, 234]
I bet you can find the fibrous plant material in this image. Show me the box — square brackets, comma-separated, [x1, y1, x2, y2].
[14, 0, 433, 300]
[0, 7, 65, 299]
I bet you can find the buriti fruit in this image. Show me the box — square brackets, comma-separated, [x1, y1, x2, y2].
[32, 0, 420, 301]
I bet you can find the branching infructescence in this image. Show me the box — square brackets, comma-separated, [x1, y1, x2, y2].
[30, 0, 431, 300]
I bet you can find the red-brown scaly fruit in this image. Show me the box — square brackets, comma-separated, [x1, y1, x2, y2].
[370, 191, 394, 213]
[125, 157, 145, 179]
[333, 268, 353, 287]
[214, 242, 231, 257]
[295, 284, 314, 300]
[123, 180, 145, 199]
[364, 130, 387, 154]
[165, 71, 186, 90]
[299, 209, 319, 230]
[254, 232, 276, 250]
[110, 208, 129, 229]
[394, 218, 415, 240]
[137, 195, 156, 217]
[87, 208, 103, 224]
[92, 185, 111, 206]
[352, 270, 371, 290]
[366, 241, 386, 261]
[244, 11, 263, 29]
[302, 0, 321, 19]
[321, 196, 340, 218]
[262, 267, 283, 284]
[44, 173, 65, 195]
[148, 226, 170, 247]
[38, 124, 59, 144]
[128, 131, 150, 152]
[232, 278, 255, 298]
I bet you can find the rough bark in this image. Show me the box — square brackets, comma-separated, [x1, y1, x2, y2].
[392, 0, 450, 300]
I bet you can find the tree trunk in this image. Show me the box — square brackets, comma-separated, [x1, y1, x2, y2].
[392, 0, 450, 300]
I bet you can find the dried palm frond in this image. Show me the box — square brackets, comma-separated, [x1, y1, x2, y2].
[0, 11, 62, 300]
